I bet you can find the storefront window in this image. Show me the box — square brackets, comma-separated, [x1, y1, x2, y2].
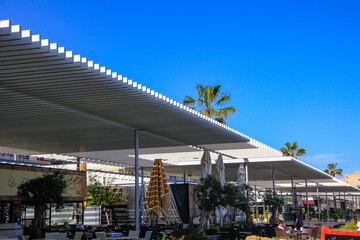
[0, 202, 12, 223]
[20, 202, 83, 228]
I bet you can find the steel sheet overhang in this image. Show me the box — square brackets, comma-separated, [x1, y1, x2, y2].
[0, 20, 250, 154]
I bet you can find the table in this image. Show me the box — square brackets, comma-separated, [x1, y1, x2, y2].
[287, 231, 308, 240]
[107, 233, 124, 237]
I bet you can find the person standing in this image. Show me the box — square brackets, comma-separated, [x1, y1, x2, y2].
[291, 209, 303, 230]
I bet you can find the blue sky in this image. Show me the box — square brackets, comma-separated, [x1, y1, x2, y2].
[1, 0, 359, 176]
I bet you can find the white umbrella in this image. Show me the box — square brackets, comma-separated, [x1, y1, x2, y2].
[200, 150, 212, 178]
[215, 154, 225, 187]
[237, 163, 246, 185]
[215, 154, 227, 224]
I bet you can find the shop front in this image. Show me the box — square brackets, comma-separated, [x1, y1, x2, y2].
[0, 163, 86, 235]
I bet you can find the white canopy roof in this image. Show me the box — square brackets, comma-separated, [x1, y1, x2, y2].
[0, 20, 258, 154]
[1, 20, 358, 195]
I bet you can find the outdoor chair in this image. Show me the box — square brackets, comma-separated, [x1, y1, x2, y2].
[73, 232, 83, 240]
[275, 229, 287, 239]
[139, 231, 152, 240]
[53, 233, 67, 240]
[127, 230, 139, 239]
[46, 232, 60, 240]
[96, 232, 106, 240]
[310, 229, 318, 239]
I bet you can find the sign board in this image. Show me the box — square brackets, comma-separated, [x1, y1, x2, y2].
[321, 226, 360, 240]
[0, 163, 86, 201]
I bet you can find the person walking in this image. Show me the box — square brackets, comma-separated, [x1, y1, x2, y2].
[291, 209, 304, 230]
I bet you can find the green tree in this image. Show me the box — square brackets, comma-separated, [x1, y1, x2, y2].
[194, 175, 224, 227]
[183, 84, 236, 124]
[86, 174, 127, 225]
[223, 183, 254, 226]
[324, 163, 343, 177]
[280, 141, 306, 158]
[17, 172, 67, 238]
[264, 190, 285, 225]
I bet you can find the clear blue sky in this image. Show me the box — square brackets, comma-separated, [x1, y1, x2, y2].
[1, 0, 359, 176]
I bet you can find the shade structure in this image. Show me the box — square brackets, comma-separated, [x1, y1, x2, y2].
[201, 150, 212, 178]
[215, 154, 225, 187]
[145, 159, 169, 218]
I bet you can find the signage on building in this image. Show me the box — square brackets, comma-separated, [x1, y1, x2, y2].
[0, 164, 86, 201]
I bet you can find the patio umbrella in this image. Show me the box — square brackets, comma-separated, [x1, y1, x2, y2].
[215, 154, 225, 187]
[145, 159, 169, 218]
[215, 154, 227, 224]
[237, 163, 246, 185]
[201, 150, 212, 178]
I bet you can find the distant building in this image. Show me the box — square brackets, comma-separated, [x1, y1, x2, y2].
[340, 171, 360, 188]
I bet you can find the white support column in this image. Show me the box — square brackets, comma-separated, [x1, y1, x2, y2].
[245, 162, 249, 184]
[306, 180, 310, 226]
[134, 129, 140, 231]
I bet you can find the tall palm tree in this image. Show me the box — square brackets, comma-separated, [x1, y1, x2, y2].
[183, 84, 236, 124]
[324, 163, 343, 177]
[280, 141, 306, 158]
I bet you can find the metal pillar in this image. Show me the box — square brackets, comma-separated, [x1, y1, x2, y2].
[76, 157, 81, 171]
[134, 129, 140, 231]
[316, 183, 321, 223]
[326, 188, 329, 222]
[305, 180, 310, 226]
[141, 168, 144, 225]
[333, 192, 337, 211]
[272, 169, 276, 192]
[255, 186, 258, 220]
[339, 192, 342, 216]
[291, 177, 296, 210]
[344, 191, 347, 215]
[352, 195, 354, 212]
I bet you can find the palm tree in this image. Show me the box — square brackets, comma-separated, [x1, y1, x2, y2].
[280, 141, 306, 158]
[183, 84, 236, 124]
[324, 163, 343, 177]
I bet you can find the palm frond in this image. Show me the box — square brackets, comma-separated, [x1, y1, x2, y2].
[217, 93, 231, 106]
[211, 85, 222, 101]
[183, 96, 195, 106]
[291, 141, 298, 152]
[327, 163, 335, 170]
[201, 110, 211, 118]
[215, 117, 226, 124]
[280, 147, 290, 156]
[296, 148, 306, 156]
[335, 169, 343, 176]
